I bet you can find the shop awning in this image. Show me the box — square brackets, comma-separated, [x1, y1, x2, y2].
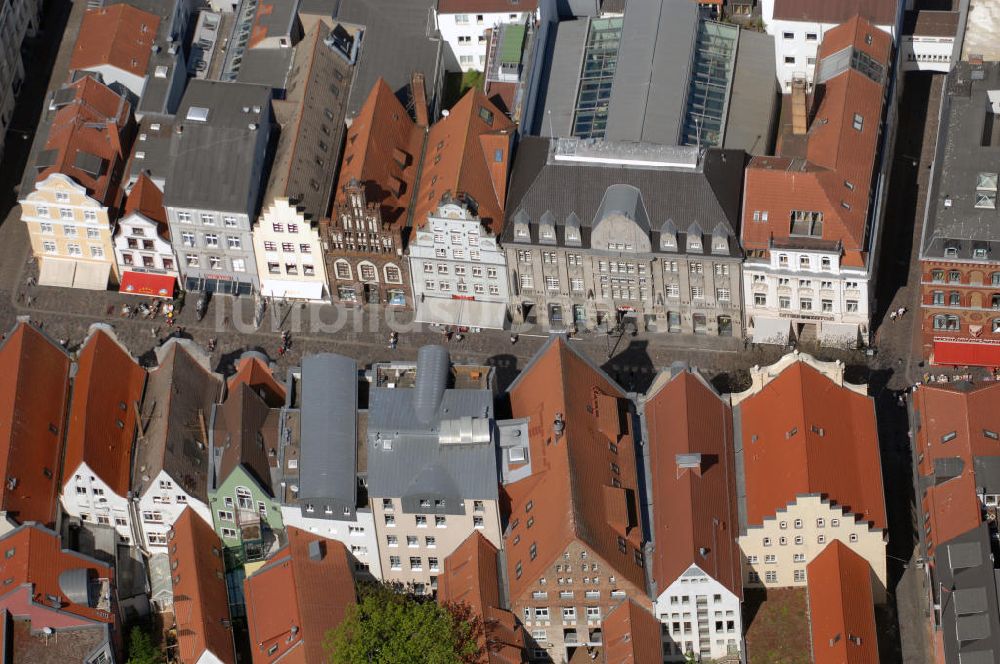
[37, 259, 76, 288]
[819, 322, 860, 348]
[260, 279, 325, 301]
[120, 271, 177, 298]
[73, 261, 111, 291]
[933, 339, 1000, 367]
[750, 317, 791, 345]
[416, 297, 508, 330]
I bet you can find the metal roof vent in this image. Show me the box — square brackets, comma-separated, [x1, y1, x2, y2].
[414, 345, 449, 425]
[676, 453, 703, 469]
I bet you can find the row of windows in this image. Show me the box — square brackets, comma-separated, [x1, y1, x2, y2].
[38, 220, 100, 235]
[752, 293, 859, 312]
[42, 241, 103, 258]
[432, 246, 483, 261]
[761, 532, 856, 547]
[755, 276, 860, 290]
[929, 270, 1000, 285]
[387, 535, 437, 548]
[748, 569, 806, 583]
[524, 606, 602, 622]
[422, 262, 497, 279]
[388, 555, 440, 572]
[263, 241, 312, 254]
[176, 211, 240, 227]
[334, 260, 402, 283]
[34, 205, 99, 222]
[930, 291, 1000, 308]
[424, 280, 500, 295]
[184, 254, 246, 272]
[180, 232, 243, 250]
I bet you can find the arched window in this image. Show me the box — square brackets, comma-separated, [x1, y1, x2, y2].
[358, 261, 378, 283]
[334, 260, 351, 281]
[384, 263, 402, 283]
[236, 486, 253, 510]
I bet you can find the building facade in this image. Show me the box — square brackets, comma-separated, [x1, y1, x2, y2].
[641, 367, 743, 661]
[503, 138, 745, 337]
[760, 0, 900, 90]
[918, 62, 1000, 366]
[253, 199, 330, 301]
[163, 81, 273, 295]
[114, 174, 180, 297]
[730, 353, 888, 596]
[20, 77, 134, 290]
[410, 200, 511, 330]
[435, 1, 538, 71]
[0, 0, 40, 162]
[367, 347, 503, 593]
[742, 17, 892, 347]
[276, 354, 383, 579]
[323, 181, 409, 307]
[504, 337, 650, 662]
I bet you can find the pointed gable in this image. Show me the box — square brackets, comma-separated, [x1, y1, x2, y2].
[413, 87, 514, 233]
[65, 327, 146, 497]
[0, 323, 71, 527]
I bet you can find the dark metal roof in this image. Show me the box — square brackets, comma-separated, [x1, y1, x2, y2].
[501, 136, 745, 256]
[299, 354, 358, 505]
[937, 523, 1000, 664]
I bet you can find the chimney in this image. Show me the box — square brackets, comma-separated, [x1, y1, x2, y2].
[308, 539, 324, 561]
[411, 71, 429, 128]
[791, 76, 808, 136]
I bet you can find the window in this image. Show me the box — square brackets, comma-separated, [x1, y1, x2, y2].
[765, 571, 777, 583]
[201, 214, 215, 226]
[208, 255, 222, 270]
[384, 514, 395, 526]
[691, 286, 704, 300]
[67, 243, 82, 256]
[89, 245, 104, 258]
[846, 300, 859, 313]
[177, 212, 192, 224]
[949, 270, 962, 283]
[407, 536, 418, 547]
[204, 234, 219, 248]
[821, 299, 833, 312]
[800, 298, 812, 311]
[779, 296, 791, 310]
[59, 208, 74, 220]
[784, 56, 795, 64]
[754, 293, 767, 306]
[227, 236, 241, 250]
[36, 205, 50, 218]
[390, 556, 401, 570]
[794, 569, 806, 582]
[435, 515, 446, 527]
[852, 113, 864, 131]
[782, 31, 794, 39]
[224, 216, 238, 227]
[806, 32, 818, 40]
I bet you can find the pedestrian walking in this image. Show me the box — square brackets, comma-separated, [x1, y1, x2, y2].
[510, 334, 518, 345]
[890, 311, 897, 322]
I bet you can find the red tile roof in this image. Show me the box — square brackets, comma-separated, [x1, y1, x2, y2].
[772, 0, 899, 25]
[911, 382, 1000, 555]
[38, 76, 133, 207]
[413, 88, 514, 233]
[70, 4, 160, 79]
[169, 508, 235, 664]
[0, 323, 71, 527]
[807, 541, 879, 663]
[505, 337, 646, 602]
[64, 329, 145, 498]
[437, 532, 525, 664]
[742, 17, 891, 264]
[334, 79, 425, 228]
[644, 369, 741, 598]
[124, 173, 168, 228]
[227, 355, 286, 408]
[244, 528, 355, 664]
[737, 361, 886, 530]
[602, 599, 662, 664]
[0, 523, 114, 626]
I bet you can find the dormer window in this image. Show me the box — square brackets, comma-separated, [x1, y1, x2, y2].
[944, 243, 959, 258]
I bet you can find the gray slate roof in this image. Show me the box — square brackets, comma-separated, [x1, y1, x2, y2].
[366, 346, 499, 501]
[162, 80, 273, 213]
[937, 523, 1000, 664]
[135, 340, 224, 501]
[604, 0, 698, 145]
[333, 0, 443, 118]
[921, 62, 1000, 261]
[299, 354, 359, 506]
[724, 30, 778, 156]
[501, 136, 745, 256]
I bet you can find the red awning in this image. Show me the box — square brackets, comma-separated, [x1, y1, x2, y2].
[119, 271, 176, 298]
[933, 339, 1000, 367]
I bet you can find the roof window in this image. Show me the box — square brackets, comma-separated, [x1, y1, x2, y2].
[186, 106, 210, 122]
[941, 431, 957, 443]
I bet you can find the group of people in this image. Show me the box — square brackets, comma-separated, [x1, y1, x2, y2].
[889, 306, 908, 322]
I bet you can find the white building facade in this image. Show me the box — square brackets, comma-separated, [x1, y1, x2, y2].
[133, 469, 213, 551]
[760, 0, 899, 90]
[62, 463, 133, 544]
[410, 202, 511, 330]
[279, 506, 383, 579]
[743, 245, 870, 347]
[114, 209, 180, 296]
[435, 3, 537, 71]
[252, 198, 329, 301]
[655, 565, 742, 662]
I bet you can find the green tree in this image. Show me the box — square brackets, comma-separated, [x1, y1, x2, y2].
[126, 626, 164, 664]
[325, 583, 482, 664]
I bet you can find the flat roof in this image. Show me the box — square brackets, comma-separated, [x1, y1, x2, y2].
[920, 62, 1000, 261]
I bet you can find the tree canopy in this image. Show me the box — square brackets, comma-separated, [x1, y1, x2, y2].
[325, 584, 482, 664]
[126, 626, 164, 664]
